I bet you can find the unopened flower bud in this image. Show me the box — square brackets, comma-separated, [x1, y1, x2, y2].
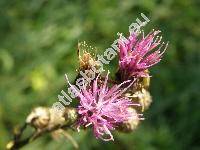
[141, 75, 150, 89]
[78, 41, 98, 71]
[26, 107, 67, 130]
[26, 107, 50, 129]
[132, 70, 150, 91]
[49, 108, 66, 128]
[117, 108, 142, 132]
[63, 107, 78, 125]
[79, 52, 96, 70]
[126, 88, 152, 112]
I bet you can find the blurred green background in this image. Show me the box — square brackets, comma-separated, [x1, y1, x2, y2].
[0, 0, 199, 149]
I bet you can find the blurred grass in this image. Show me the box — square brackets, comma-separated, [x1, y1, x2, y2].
[0, 0, 199, 150]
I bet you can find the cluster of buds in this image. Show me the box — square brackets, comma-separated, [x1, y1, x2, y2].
[26, 107, 78, 131]
[6, 107, 78, 150]
[67, 29, 168, 141]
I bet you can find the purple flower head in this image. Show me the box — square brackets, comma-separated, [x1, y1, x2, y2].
[66, 72, 140, 141]
[118, 30, 168, 80]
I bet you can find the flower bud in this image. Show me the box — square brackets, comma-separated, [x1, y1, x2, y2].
[132, 70, 150, 91]
[117, 108, 141, 132]
[141, 75, 150, 89]
[26, 107, 50, 129]
[26, 107, 67, 130]
[78, 41, 97, 71]
[126, 88, 152, 112]
[79, 52, 96, 70]
[63, 107, 78, 125]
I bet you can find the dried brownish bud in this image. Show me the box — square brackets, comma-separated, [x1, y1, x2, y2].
[63, 107, 78, 125]
[117, 108, 142, 132]
[78, 41, 98, 71]
[26, 107, 66, 130]
[79, 52, 96, 70]
[132, 70, 150, 91]
[141, 75, 150, 89]
[48, 108, 66, 128]
[26, 107, 50, 129]
[126, 88, 152, 112]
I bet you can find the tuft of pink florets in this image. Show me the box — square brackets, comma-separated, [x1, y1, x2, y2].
[118, 30, 168, 80]
[66, 73, 140, 141]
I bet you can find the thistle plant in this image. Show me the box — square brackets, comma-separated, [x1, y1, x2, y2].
[7, 29, 168, 149]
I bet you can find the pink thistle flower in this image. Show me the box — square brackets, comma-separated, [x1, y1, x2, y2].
[118, 30, 168, 80]
[66, 73, 141, 141]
